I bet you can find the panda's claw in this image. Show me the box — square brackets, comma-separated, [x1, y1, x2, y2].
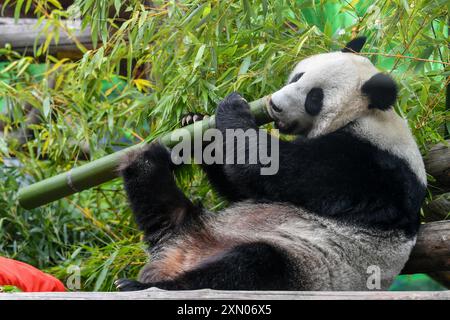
[115, 278, 150, 292]
[215, 92, 251, 120]
[227, 92, 248, 103]
[219, 92, 250, 112]
[180, 113, 208, 127]
[183, 115, 192, 126]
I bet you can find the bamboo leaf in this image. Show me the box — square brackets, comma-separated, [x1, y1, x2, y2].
[47, 0, 63, 10]
[25, 0, 32, 13]
[42, 97, 51, 119]
[94, 251, 118, 291]
[14, 0, 24, 22]
[238, 56, 252, 75]
[193, 44, 206, 70]
[114, 0, 122, 13]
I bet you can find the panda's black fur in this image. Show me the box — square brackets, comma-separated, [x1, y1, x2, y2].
[115, 38, 426, 291]
[205, 109, 424, 237]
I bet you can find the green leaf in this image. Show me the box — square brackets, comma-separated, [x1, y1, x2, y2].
[14, 0, 24, 22]
[94, 251, 118, 291]
[193, 44, 206, 70]
[43, 97, 51, 119]
[413, 47, 435, 72]
[114, 0, 122, 13]
[47, 0, 63, 9]
[238, 56, 252, 75]
[0, 137, 9, 155]
[401, 0, 411, 14]
[25, 0, 32, 13]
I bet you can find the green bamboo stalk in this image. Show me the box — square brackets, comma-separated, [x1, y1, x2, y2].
[18, 96, 272, 209]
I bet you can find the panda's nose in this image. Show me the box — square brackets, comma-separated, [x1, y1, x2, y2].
[269, 99, 282, 113]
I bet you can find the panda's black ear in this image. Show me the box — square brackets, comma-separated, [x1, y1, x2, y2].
[342, 36, 366, 53]
[362, 73, 397, 110]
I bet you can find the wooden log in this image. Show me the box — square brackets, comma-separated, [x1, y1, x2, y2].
[0, 289, 449, 300]
[425, 140, 450, 194]
[423, 193, 450, 222]
[0, 2, 74, 19]
[402, 220, 450, 274]
[0, 17, 92, 57]
[0, 0, 150, 59]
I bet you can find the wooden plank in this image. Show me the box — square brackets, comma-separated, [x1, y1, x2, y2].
[0, 17, 92, 56]
[0, 289, 449, 300]
[0, 2, 74, 19]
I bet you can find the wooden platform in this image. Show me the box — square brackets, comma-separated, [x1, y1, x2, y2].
[0, 17, 92, 56]
[1, 289, 449, 300]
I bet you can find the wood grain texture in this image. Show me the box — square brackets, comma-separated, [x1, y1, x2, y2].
[425, 140, 450, 194]
[402, 221, 450, 274]
[0, 289, 449, 300]
[0, 2, 74, 19]
[0, 18, 92, 55]
[423, 194, 450, 222]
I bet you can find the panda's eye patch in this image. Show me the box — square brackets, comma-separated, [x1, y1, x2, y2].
[289, 72, 304, 84]
[305, 88, 324, 116]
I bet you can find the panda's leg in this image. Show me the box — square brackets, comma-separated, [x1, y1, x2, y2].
[180, 113, 245, 202]
[115, 242, 292, 291]
[119, 142, 202, 246]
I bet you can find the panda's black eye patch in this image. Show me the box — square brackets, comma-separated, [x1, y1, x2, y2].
[305, 88, 324, 116]
[289, 72, 304, 84]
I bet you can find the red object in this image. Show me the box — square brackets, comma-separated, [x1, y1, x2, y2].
[0, 257, 66, 292]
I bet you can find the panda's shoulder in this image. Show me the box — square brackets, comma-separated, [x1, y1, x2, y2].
[294, 126, 424, 190]
[296, 127, 390, 165]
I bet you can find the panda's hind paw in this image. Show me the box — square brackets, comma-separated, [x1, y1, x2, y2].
[181, 113, 209, 127]
[115, 278, 151, 292]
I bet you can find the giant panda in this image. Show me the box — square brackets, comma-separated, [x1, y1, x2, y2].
[115, 37, 426, 291]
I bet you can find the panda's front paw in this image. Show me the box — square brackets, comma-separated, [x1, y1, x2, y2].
[217, 92, 250, 114]
[118, 142, 172, 178]
[215, 92, 255, 130]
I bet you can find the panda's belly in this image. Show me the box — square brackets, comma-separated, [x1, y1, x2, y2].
[213, 201, 416, 290]
[142, 201, 415, 290]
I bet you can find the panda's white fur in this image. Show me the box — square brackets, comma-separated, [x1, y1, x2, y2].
[352, 111, 427, 186]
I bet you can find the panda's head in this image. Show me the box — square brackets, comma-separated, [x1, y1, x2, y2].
[269, 37, 397, 137]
